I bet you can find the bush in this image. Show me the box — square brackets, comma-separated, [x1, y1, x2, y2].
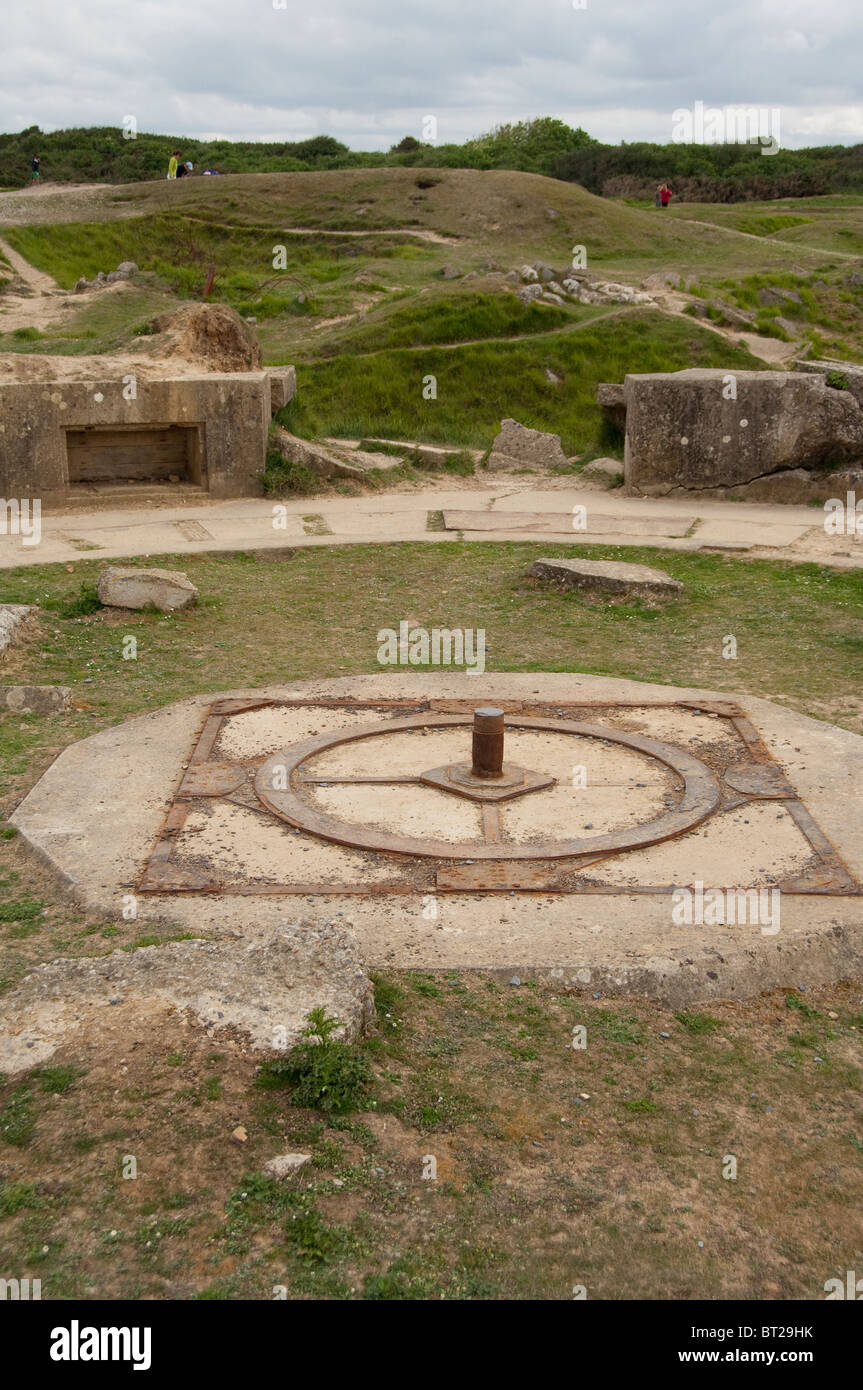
[42, 581, 102, 618]
[256, 1009, 374, 1114]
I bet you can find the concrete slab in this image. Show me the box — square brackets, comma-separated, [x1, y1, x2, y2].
[10, 673, 863, 1007]
[443, 510, 696, 537]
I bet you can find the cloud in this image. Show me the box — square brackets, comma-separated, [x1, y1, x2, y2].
[0, 0, 861, 148]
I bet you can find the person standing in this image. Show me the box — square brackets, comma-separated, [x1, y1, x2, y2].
[659, 182, 673, 208]
[167, 150, 180, 180]
[30, 155, 40, 182]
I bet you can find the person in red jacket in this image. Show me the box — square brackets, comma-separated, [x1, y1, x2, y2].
[659, 182, 673, 208]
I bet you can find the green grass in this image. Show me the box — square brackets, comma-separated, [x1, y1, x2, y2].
[306, 290, 573, 356]
[276, 309, 764, 452]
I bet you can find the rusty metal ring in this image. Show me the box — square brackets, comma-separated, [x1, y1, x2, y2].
[254, 713, 722, 861]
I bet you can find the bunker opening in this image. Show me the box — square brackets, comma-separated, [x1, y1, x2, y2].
[65, 424, 205, 487]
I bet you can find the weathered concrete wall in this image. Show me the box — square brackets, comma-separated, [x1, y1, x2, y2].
[0, 365, 296, 505]
[602, 367, 863, 498]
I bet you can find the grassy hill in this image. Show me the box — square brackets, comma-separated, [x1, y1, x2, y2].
[4, 166, 863, 465]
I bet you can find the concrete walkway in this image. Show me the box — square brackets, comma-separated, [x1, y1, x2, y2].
[0, 477, 858, 570]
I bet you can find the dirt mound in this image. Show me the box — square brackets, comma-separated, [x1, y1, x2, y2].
[149, 302, 262, 372]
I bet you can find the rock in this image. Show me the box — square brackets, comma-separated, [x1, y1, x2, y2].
[843, 272, 863, 288]
[596, 383, 627, 432]
[97, 566, 199, 613]
[116, 261, 138, 276]
[758, 288, 786, 306]
[0, 922, 374, 1077]
[529, 557, 683, 601]
[619, 367, 863, 495]
[461, 271, 478, 281]
[0, 685, 71, 714]
[487, 418, 569, 473]
[547, 282, 564, 295]
[0, 603, 36, 657]
[542, 292, 564, 306]
[149, 302, 262, 372]
[793, 358, 863, 408]
[774, 316, 799, 337]
[517, 284, 544, 305]
[643, 271, 682, 291]
[74, 277, 89, 294]
[231, 1126, 248, 1144]
[581, 456, 624, 484]
[713, 303, 756, 329]
[545, 368, 563, 385]
[504, 270, 521, 283]
[520, 265, 539, 283]
[691, 302, 710, 318]
[440, 265, 461, 279]
[263, 1153, 312, 1179]
[534, 261, 557, 282]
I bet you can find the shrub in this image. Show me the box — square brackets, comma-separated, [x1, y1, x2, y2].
[256, 1009, 374, 1114]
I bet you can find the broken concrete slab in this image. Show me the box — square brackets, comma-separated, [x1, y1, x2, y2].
[0, 603, 36, 657]
[273, 430, 366, 482]
[487, 419, 569, 472]
[0, 685, 71, 713]
[97, 566, 198, 612]
[0, 923, 374, 1077]
[442, 509, 696, 538]
[528, 556, 684, 599]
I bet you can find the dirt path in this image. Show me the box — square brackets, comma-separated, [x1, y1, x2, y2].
[680, 215, 860, 261]
[650, 285, 798, 364]
[281, 225, 458, 244]
[0, 232, 78, 333]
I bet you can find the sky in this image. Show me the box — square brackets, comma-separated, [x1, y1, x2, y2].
[1, 0, 862, 149]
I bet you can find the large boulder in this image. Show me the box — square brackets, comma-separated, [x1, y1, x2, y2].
[487, 418, 569, 472]
[97, 566, 198, 612]
[149, 303, 262, 372]
[620, 368, 863, 496]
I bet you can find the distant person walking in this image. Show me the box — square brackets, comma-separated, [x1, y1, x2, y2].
[167, 150, 181, 180]
[30, 155, 40, 183]
[659, 182, 673, 208]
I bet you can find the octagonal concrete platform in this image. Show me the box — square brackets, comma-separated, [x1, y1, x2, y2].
[10, 673, 863, 1006]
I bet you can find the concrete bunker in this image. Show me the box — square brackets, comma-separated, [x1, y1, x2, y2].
[0, 363, 296, 506]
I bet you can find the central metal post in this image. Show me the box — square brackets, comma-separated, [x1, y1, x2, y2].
[471, 706, 505, 779]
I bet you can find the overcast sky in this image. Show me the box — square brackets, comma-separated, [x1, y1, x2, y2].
[2, 0, 861, 149]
